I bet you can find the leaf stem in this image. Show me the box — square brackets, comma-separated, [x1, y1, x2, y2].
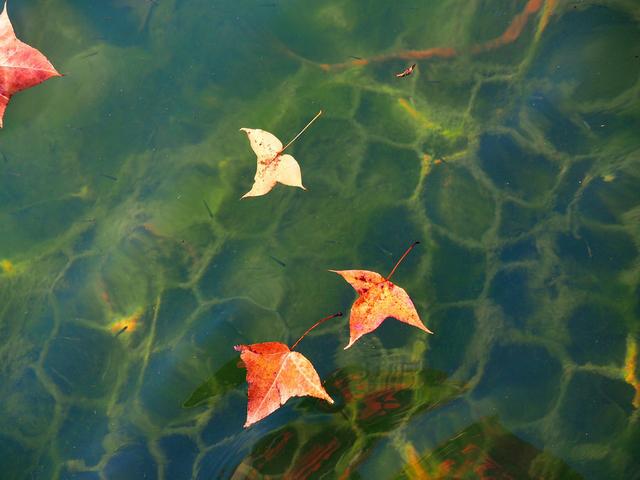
[290, 311, 342, 351]
[386, 241, 420, 281]
[280, 110, 323, 154]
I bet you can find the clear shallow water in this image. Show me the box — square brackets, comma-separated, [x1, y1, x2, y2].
[1, 0, 639, 478]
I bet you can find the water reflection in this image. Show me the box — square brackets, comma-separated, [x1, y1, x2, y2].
[0, 0, 639, 478]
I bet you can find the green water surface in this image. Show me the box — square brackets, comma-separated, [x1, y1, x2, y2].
[1, 0, 639, 479]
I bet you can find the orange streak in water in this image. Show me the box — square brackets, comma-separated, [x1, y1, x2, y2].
[540, 0, 557, 33]
[338, 468, 352, 480]
[100, 290, 110, 304]
[405, 444, 431, 480]
[472, 0, 543, 53]
[0, 259, 14, 274]
[262, 430, 294, 462]
[352, 58, 369, 66]
[110, 309, 143, 333]
[397, 98, 438, 130]
[624, 336, 640, 408]
[399, 47, 457, 61]
[280, 0, 544, 71]
[286, 438, 340, 480]
[398, 98, 420, 120]
[374, 46, 457, 63]
[438, 459, 455, 476]
[142, 222, 161, 236]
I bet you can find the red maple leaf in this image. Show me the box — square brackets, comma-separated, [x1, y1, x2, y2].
[332, 242, 433, 349]
[0, 2, 61, 127]
[234, 313, 341, 427]
[235, 342, 333, 427]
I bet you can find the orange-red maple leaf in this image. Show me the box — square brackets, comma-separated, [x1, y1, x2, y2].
[332, 270, 432, 348]
[331, 243, 432, 349]
[235, 342, 334, 427]
[0, 2, 61, 128]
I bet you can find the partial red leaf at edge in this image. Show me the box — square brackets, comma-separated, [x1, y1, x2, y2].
[235, 342, 334, 427]
[0, 2, 61, 128]
[331, 269, 433, 349]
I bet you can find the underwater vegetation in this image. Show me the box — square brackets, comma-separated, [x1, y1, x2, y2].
[0, 0, 639, 479]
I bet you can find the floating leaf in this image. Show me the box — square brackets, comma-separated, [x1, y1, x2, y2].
[240, 111, 321, 198]
[395, 63, 416, 78]
[332, 242, 432, 349]
[0, 2, 61, 127]
[235, 342, 334, 427]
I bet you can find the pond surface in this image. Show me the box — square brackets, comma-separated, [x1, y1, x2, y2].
[1, 0, 639, 479]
